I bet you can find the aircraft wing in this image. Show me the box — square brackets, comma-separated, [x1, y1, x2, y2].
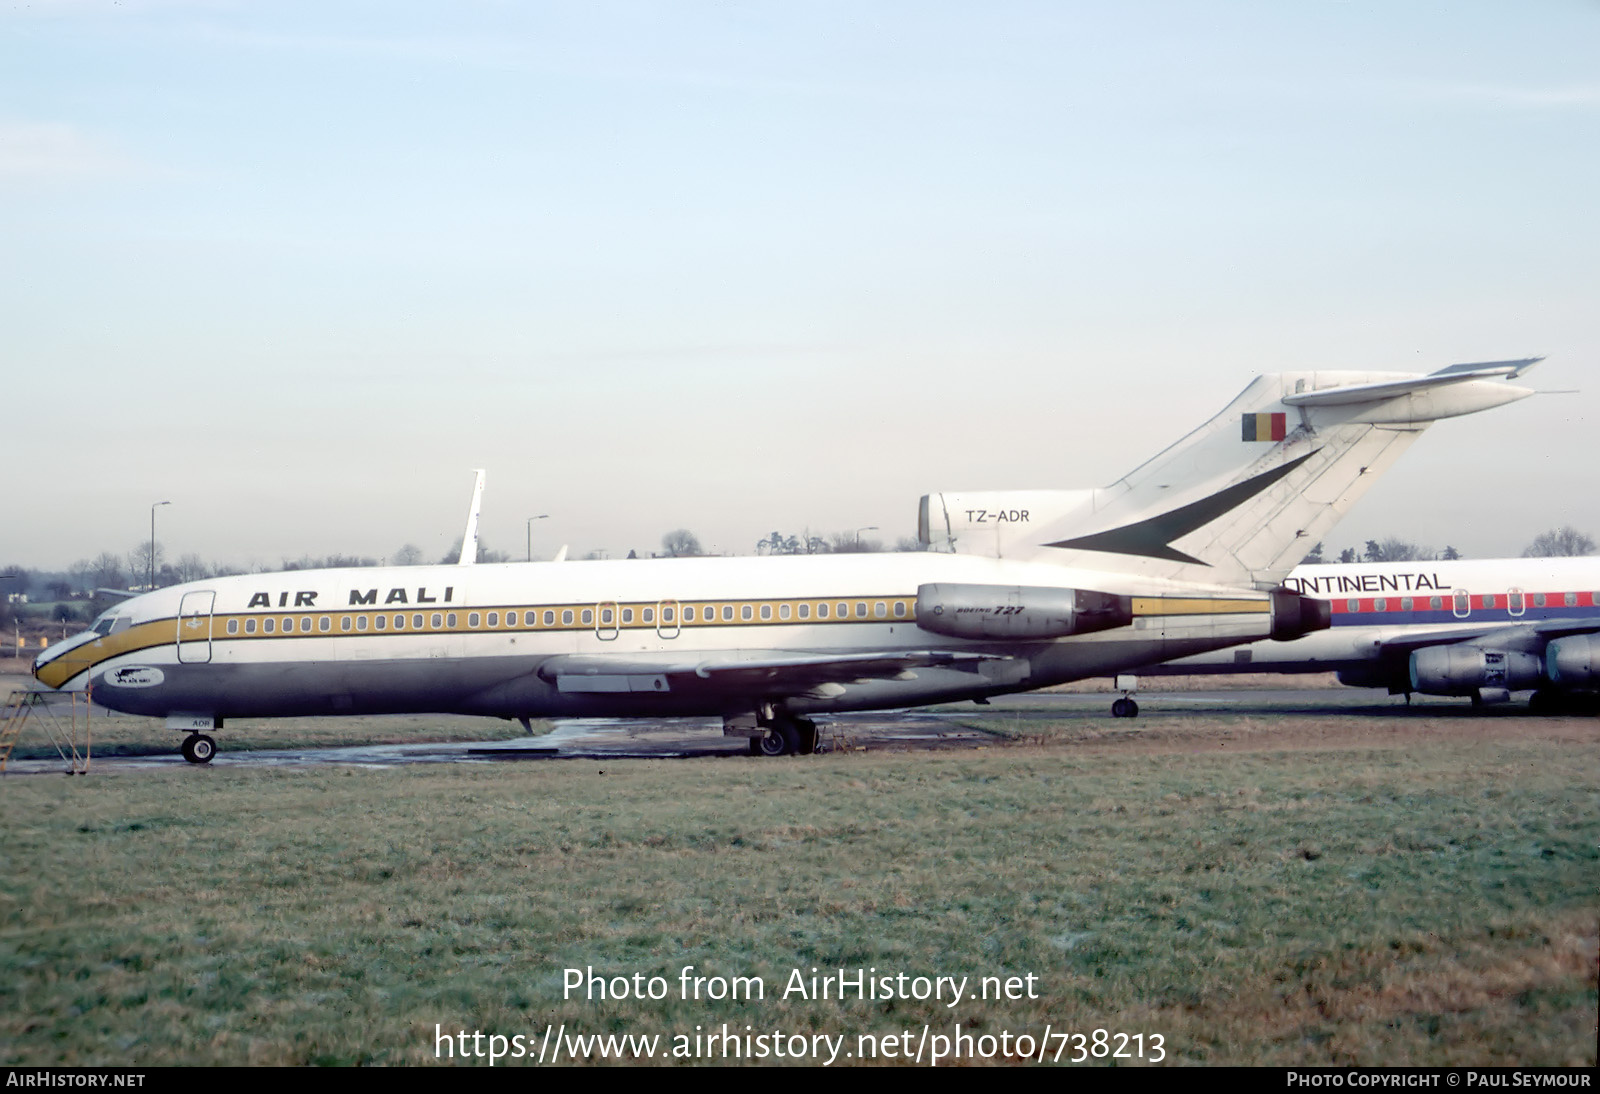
[1389, 617, 1597, 652]
[1358, 617, 1599, 663]
[539, 649, 1014, 696]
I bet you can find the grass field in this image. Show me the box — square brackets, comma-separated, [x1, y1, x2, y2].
[2, 698, 1595, 1067]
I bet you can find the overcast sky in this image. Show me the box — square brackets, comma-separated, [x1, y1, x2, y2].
[3, 1, 1595, 571]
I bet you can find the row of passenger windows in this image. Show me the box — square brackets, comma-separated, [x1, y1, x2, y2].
[220, 598, 912, 636]
[1338, 591, 1591, 613]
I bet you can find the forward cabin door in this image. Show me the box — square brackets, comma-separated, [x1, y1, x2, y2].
[177, 591, 215, 663]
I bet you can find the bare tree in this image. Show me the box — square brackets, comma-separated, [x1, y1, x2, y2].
[828, 530, 882, 554]
[437, 540, 510, 564]
[1363, 538, 1436, 563]
[128, 541, 164, 586]
[661, 529, 703, 558]
[392, 544, 425, 566]
[173, 553, 210, 583]
[89, 551, 127, 591]
[1522, 526, 1595, 557]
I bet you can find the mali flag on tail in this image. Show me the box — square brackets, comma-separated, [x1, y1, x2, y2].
[1241, 412, 1286, 441]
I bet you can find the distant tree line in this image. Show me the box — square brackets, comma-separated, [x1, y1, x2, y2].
[1303, 525, 1593, 566]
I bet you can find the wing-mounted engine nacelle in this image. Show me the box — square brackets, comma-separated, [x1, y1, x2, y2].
[1409, 645, 1543, 696]
[915, 583, 1132, 640]
[1545, 635, 1599, 688]
[1270, 588, 1332, 641]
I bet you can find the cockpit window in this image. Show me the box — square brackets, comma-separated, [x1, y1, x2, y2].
[91, 614, 131, 636]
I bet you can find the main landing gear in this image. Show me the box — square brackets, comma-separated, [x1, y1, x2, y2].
[180, 733, 216, 764]
[743, 711, 818, 757]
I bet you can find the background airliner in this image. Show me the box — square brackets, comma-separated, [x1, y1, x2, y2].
[1142, 556, 1600, 710]
[33, 361, 1539, 761]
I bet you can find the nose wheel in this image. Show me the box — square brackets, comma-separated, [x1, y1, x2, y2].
[180, 733, 216, 764]
[1110, 674, 1140, 718]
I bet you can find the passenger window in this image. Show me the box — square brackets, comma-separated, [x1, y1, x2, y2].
[470, 613, 481, 627]
[227, 619, 239, 635]
[643, 607, 654, 623]
[875, 602, 886, 618]
[415, 614, 426, 629]
[856, 602, 867, 618]
[507, 611, 519, 626]
[799, 603, 811, 619]
[544, 610, 555, 625]
[375, 616, 386, 630]
[1533, 594, 1545, 608]
[1401, 598, 1412, 611]
[1374, 599, 1386, 612]
[601, 608, 613, 624]
[1347, 599, 1359, 613]
[818, 603, 829, 619]
[1508, 593, 1522, 612]
[357, 616, 368, 631]
[839, 603, 849, 617]
[894, 601, 906, 618]
[659, 607, 670, 622]
[1566, 592, 1578, 607]
[779, 604, 790, 620]
[245, 618, 257, 634]
[760, 604, 771, 620]
[340, 616, 351, 632]
[581, 609, 593, 624]
[395, 615, 406, 629]
[486, 612, 497, 627]
[622, 608, 633, 624]
[683, 607, 695, 622]
[1430, 596, 1442, 610]
[561, 609, 573, 625]
[446, 613, 456, 627]
[741, 605, 753, 621]
[264, 618, 275, 634]
[722, 605, 733, 621]
[320, 617, 331, 632]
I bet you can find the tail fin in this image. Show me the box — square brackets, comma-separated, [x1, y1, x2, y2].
[922, 360, 1539, 584]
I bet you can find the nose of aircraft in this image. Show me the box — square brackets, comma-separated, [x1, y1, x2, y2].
[32, 631, 98, 691]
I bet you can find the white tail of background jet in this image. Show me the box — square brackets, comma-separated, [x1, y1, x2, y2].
[457, 469, 486, 565]
[920, 360, 1541, 586]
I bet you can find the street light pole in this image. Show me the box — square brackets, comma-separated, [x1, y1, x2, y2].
[855, 525, 878, 551]
[526, 515, 549, 561]
[150, 501, 171, 589]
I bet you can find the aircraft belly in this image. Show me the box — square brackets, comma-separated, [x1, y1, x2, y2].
[94, 656, 543, 718]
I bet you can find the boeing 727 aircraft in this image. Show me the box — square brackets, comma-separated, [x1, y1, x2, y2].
[1142, 555, 1600, 709]
[33, 360, 1541, 761]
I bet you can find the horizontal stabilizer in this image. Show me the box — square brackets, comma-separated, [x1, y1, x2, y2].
[1283, 358, 1543, 408]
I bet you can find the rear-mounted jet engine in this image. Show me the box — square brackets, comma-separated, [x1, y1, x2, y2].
[915, 584, 1133, 640]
